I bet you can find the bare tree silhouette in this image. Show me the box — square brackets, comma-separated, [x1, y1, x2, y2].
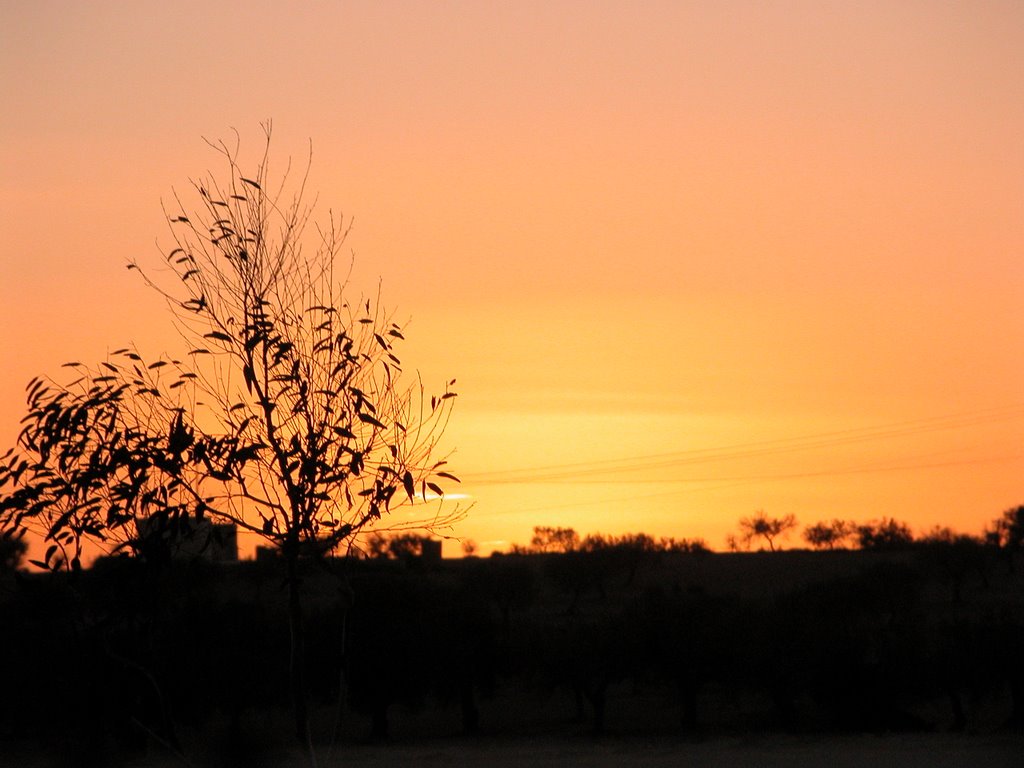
[737, 511, 798, 551]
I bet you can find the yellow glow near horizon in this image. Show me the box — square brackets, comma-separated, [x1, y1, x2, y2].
[1, 2, 1022, 560]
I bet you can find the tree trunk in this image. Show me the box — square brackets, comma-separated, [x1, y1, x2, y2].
[286, 551, 316, 766]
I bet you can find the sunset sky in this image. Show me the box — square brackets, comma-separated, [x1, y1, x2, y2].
[2, 1, 1022, 555]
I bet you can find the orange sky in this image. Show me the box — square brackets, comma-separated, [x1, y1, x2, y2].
[2, 1, 1022, 555]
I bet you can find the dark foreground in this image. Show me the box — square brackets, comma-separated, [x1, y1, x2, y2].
[2, 546, 1023, 764]
[317, 733, 1022, 768]
[3, 732, 1021, 768]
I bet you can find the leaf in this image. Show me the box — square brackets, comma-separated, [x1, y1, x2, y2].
[349, 453, 364, 475]
[249, 334, 271, 356]
[204, 331, 233, 343]
[426, 482, 443, 497]
[358, 413, 385, 430]
[435, 471, 460, 483]
[240, 177, 262, 190]
[233, 443, 266, 463]
[402, 470, 415, 501]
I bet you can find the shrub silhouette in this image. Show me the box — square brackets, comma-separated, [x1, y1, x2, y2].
[856, 518, 915, 550]
[803, 519, 855, 550]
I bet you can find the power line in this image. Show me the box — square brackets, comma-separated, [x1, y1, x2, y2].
[478, 452, 1023, 519]
[466, 403, 1024, 486]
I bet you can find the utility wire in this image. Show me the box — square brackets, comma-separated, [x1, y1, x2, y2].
[479, 452, 1023, 518]
[467, 403, 1024, 486]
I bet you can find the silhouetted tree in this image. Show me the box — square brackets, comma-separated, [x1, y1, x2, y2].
[573, 532, 706, 588]
[659, 536, 709, 554]
[386, 533, 428, 560]
[987, 504, 1024, 572]
[918, 527, 989, 602]
[361, 531, 392, 559]
[737, 511, 798, 551]
[357, 531, 440, 564]
[856, 518, 914, 551]
[0, 529, 25, 574]
[474, 555, 536, 635]
[529, 526, 579, 553]
[803, 519, 855, 550]
[631, 584, 731, 731]
[0, 125, 460, 762]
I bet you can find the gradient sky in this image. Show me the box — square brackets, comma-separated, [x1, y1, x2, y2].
[2, 1, 1022, 555]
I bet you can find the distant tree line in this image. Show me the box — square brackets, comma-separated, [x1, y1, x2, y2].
[509, 526, 709, 556]
[714, 506, 1024, 561]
